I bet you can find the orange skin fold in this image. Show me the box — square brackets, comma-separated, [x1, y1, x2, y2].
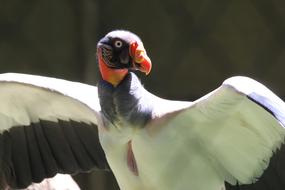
[129, 41, 152, 75]
[97, 48, 128, 87]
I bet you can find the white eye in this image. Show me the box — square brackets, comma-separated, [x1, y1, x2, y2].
[114, 40, 123, 48]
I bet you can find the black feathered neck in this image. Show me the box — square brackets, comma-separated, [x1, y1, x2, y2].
[98, 72, 153, 128]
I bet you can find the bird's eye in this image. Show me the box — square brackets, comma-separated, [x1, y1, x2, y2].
[114, 40, 123, 48]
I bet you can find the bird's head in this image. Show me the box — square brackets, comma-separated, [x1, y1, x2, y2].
[97, 30, 152, 86]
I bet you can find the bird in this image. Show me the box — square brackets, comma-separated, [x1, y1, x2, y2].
[0, 30, 285, 190]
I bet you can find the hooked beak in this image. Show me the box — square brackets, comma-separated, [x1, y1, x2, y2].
[129, 41, 152, 75]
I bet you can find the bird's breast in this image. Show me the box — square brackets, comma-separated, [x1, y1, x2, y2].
[98, 120, 145, 190]
[99, 122, 225, 190]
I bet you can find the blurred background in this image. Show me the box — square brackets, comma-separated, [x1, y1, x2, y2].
[1, 0, 285, 189]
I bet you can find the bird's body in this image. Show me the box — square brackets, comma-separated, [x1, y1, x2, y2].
[98, 72, 193, 190]
[97, 71, 285, 190]
[0, 30, 285, 190]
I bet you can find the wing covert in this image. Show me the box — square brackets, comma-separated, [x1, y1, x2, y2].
[148, 76, 285, 189]
[0, 73, 108, 188]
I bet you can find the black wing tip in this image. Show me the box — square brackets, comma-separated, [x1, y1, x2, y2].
[0, 119, 108, 189]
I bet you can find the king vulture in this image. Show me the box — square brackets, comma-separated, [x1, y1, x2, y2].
[0, 30, 285, 190]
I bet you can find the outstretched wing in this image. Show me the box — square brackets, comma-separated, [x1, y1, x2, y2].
[146, 76, 285, 190]
[0, 73, 108, 189]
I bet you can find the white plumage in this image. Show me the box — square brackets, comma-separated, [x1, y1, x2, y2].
[1, 30, 285, 190]
[0, 72, 284, 190]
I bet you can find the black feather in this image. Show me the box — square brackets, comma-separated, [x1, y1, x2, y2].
[0, 119, 109, 189]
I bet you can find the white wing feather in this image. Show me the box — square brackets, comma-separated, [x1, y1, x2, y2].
[137, 76, 285, 190]
[0, 73, 100, 131]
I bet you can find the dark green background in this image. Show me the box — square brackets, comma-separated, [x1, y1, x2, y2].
[1, 0, 285, 189]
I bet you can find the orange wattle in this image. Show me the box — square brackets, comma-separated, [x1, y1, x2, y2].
[97, 49, 128, 86]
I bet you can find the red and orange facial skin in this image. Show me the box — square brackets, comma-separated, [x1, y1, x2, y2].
[98, 41, 152, 87]
[97, 48, 128, 87]
[129, 41, 152, 75]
